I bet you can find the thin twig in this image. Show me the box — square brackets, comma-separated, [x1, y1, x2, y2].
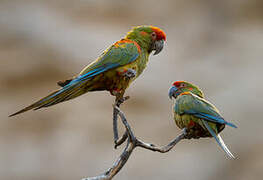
[82, 106, 187, 180]
[113, 102, 119, 144]
[136, 129, 187, 153]
[114, 131, 128, 149]
[113, 96, 130, 145]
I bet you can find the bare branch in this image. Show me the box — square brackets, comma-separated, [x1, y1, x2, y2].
[82, 106, 187, 180]
[136, 129, 187, 153]
[113, 96, 130, 145]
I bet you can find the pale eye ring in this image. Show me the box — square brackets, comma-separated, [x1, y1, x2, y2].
[151, 32, 156, 38]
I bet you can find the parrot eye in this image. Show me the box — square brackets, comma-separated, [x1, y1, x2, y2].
[180, 84, 186, 88]
[151, 32, 156, 39]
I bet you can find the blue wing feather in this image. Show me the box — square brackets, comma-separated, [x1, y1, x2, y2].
[175, 93, 237, 128]
[75, 43, 140, 83]
[185, 110, 237, 128]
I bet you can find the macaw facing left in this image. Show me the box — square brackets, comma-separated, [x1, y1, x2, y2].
[9, 25, 166, 144]
[168, 81, 237, 158]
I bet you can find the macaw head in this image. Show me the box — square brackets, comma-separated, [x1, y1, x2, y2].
[169, 81, 204, 99]
[126, 25, 166, 55]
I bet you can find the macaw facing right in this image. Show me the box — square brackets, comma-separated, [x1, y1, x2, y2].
[169, 81, 237, 158]
[9, 25, 166, 145]
[10, 25, 166, 117]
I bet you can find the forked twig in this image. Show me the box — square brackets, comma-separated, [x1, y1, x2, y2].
[82, 106, 187, 180]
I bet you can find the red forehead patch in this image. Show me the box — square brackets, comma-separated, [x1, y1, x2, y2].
[151, 26, 166, 41]
[173, 81, 184, 87]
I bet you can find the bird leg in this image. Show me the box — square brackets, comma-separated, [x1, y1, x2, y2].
[113, 95, 130, 148]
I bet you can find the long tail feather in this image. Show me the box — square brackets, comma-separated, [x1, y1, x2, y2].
[202, 120, 235, 159]
[34, 82, 86, 110]
[217, 134, 235, 159]
[9, 90, 60, 117]
[9, 80, 90, 117]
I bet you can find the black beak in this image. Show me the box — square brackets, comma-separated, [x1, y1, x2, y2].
[153, 40, 164, 55]
[168, 86, 178, 99]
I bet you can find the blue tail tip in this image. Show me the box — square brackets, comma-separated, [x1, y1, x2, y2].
[227, 122, 237, 128]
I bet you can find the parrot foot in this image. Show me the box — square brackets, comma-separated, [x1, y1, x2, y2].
[115, 96, 130, 106]
[184, 128, 194, 139]
[183, 128, 202, 139]
[123, 68, 136, 79]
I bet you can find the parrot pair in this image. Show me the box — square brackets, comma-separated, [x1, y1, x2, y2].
[169, 81, 237, 158]
[9, 25, 236, 158]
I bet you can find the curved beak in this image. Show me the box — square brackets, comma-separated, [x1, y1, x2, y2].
[169, 86, 178, 99]
[153, 39, 164, 55]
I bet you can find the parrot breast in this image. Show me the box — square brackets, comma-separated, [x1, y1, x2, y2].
[87, 59, 140, 97]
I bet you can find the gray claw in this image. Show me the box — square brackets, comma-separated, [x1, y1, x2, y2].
[124, 69, 136, 78]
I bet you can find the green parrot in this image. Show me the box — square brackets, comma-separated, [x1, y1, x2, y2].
[9, 25, 166, 142]
[168, 81, 237, 158]
[10, 25, 166, 116]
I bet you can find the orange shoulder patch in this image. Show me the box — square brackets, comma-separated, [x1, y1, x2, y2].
[114, 39, 141, 53]
[180, 92, 191, 96]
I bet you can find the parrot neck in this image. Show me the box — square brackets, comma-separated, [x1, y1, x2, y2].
[125, 34, 152, 53]
[133, 38, 152, 52]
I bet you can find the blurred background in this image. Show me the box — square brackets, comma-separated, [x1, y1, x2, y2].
[0, 0, 262, 179]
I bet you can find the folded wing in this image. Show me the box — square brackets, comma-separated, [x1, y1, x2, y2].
[9, 40, 140, 117]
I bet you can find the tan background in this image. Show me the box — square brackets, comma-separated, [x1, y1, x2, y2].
[0, 0, 262, 179]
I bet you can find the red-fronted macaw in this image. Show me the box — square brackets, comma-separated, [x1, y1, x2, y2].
[9, 25, 166, 143]
[169, 81, 237, 158]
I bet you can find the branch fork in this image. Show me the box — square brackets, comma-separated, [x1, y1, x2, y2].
[82, 99, 187, 180]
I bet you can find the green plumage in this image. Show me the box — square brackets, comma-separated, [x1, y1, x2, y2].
[174, 92, 225, 137]
[169, 81, 237, 158]
[79, 41, 140, 76]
